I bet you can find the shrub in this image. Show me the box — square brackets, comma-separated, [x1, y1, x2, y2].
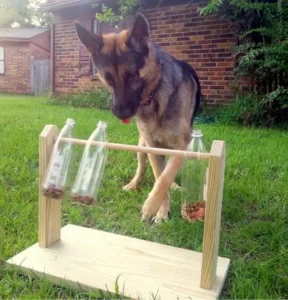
[199, 0, 288, 128]
[48, 88, 112, 110]
[218, 88, 288, 128]
[218, 95, 263, 126]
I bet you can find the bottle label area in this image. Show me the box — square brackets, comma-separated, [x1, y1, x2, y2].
[46, 150, 64, 185]
[81, 157, 94, 192]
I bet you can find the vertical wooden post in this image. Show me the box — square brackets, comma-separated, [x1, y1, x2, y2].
[200, 140, 226, 289]
[38, 125, 61, 248]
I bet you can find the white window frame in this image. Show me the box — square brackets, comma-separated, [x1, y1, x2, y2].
[92, 18, 99, 77]
[0, 47, 4, 75]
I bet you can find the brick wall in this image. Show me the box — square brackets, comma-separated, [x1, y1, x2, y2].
[54, 19, 102, 94]
[0, 43, 31, 94]
[0, 42, 50, 94]
[145, 3, 236, 104]
[52, 2, 238, 103]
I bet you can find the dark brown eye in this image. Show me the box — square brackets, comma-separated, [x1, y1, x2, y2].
[105, 72, 114, 86]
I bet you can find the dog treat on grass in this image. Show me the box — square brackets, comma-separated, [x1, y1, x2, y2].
[70, 194, 94, 206]
[181, 201, 205, 222]
[42, 184, 64, 200]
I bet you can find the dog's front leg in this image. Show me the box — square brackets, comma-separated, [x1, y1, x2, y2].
[146, 153, 169, 222]
[142, 152, 184, 222]
[123, 136, 147, 190]
[147, 153, 166, 179]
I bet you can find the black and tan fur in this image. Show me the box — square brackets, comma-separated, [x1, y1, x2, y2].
[75, 13, 201, 223]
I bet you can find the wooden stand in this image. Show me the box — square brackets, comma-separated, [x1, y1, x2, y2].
[6, 125, 230, 300]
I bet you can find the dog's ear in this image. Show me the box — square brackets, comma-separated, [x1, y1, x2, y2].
[126, 13, 150, 54]
[75, 22, 103, 56]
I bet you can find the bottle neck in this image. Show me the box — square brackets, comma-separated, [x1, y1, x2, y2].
[97, 121, 107, 129]
[192, 133, 203, 139]
[66, 118, 75, 128]
[192, 136, 203, 146]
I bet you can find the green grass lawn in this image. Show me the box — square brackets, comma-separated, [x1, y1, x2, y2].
[0, 94, 287, 299]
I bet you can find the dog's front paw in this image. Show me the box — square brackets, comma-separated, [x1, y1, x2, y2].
[141, 193, 162, 221]
[152, 196, 170, 223]
[122, 179, 138, 191]
[141, 192, 168, 222]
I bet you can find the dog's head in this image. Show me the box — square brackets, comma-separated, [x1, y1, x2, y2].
[75, 13, 151, 120]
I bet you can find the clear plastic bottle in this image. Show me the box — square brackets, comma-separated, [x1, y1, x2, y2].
[181, 129, 208, 222]
[70, 121, 108, 205]
[42, 118, 76, 200]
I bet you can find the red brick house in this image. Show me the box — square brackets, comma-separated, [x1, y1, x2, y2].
[0, 28, 51, 94]
[41, 0, 237, 104]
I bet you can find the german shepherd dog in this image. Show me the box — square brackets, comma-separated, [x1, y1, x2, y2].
[75, 13, 201, 223]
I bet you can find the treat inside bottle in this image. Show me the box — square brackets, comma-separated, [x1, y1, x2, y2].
[181, 129, 208, 222]
[42, 118, 76, 200]
[70, 121, 108, 206]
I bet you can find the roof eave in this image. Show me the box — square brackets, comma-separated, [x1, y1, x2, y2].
[30, 30, 50, 39]
[0, 37, 29, 42]
[39, 0, 98, 12]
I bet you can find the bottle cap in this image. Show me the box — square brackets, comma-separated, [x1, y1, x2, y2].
[97, 121, 107, 128]
[66, 118, 76, 127]
[192, 129, 203, 137]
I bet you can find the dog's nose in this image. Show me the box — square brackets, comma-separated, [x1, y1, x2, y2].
[112, 104, 135, 120]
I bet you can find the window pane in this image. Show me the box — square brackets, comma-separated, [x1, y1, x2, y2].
[0, 47, 3, 60]
[0, 61, 4, 74]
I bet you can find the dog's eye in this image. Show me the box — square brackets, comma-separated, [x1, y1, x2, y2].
[105, 73, 114, 87]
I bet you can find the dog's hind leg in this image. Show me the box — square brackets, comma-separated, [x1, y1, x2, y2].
[123, 136, 147, 191]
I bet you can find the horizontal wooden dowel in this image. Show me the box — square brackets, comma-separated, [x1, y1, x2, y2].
[60, 137, 210, 160]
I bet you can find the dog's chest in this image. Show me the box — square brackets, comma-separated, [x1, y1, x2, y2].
[136, 119, 180, 149]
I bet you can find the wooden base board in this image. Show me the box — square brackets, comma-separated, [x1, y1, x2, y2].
[6, 224, 230, 300]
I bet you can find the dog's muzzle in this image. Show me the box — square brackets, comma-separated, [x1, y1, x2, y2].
[112, 103, 138, 120]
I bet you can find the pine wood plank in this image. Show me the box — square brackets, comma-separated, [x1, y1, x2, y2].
[7, 224, 230, 300]
[201, 141, 226, 289]
[38, 125, 61, 248]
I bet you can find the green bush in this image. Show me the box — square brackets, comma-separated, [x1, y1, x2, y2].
[218, 88, 288, 128]
[48, 88, 111, 110]
[218, 95, 263, 126]
[199, 0, 288, 128]
[261, 86, 288, 126]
